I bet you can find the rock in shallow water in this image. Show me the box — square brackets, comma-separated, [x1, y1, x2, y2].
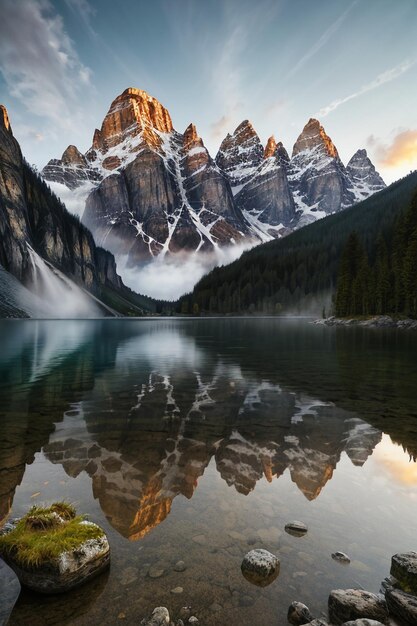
[285, 521, 308, 537]
[390, 551, 417, 595]
[2, 521, 110, 594]
[332, 551, 351, 564]
[287, 600, 314, 625]
[241, 548, 280, 587]
[328, 589, 388, 625]
[385, 587, 417, 625]
[140, 606, 170, 626]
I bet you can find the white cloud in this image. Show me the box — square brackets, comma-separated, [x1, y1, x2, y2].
[286, 1, 358, 81]
[0, 0, 93, 128]
[316, 58, 416, 118]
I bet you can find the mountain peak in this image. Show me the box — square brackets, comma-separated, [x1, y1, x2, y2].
[61, 145, 87, 166]
[183, 123, 203, 152]
[346, 148, 386, 199]
[93, 87, 173, 154]
[264, 135, 277, 159]
[292, 118, 338, 159]
[0, 105, 11, 133]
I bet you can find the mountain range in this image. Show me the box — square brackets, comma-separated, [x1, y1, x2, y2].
[42, 87, 386, 270]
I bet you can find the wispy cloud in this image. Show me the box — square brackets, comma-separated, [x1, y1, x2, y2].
[210, 115, 233, 140]
[0, 0, 92, 129]
[369, 129, 417, 168]
[316, 58, 416, 118]
[286, 1, 358, 81]
[64, 0, 97, 38]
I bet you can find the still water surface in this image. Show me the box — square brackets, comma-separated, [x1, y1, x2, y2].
[0, 318, 417, 625]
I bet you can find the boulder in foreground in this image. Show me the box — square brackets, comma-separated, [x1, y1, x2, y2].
[0, 502, 110, 594]
[241, 548, 280, 587]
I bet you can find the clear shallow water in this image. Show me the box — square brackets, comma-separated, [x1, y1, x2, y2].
[0, 318, 416, 626]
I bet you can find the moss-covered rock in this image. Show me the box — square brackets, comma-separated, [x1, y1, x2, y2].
[0, 503, 110, 594]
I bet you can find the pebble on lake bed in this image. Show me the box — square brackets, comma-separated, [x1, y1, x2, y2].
[285, 521, 308, 537]
[241, 548, 280, 587]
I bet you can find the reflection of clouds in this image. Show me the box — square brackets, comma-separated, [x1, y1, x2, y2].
[373, 435, 417, 486]
[115, 328, 204, 371]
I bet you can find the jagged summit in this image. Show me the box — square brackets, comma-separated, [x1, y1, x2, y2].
[292, 118, 339, 159]
[264, 136, 277, 159]
[215, 119, 264, 190]
[61, 145, 87, 166]
[91, 87, 173, 155]
[0, 105, 11, 133]
[347, 148, 386, 201]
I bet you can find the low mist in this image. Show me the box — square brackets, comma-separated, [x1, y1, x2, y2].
[117, 242, 255, 300]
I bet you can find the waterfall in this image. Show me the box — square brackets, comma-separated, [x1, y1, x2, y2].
[27, 245, 101, 318]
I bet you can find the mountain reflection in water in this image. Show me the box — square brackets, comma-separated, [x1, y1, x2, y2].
[1, 318, 415, 542]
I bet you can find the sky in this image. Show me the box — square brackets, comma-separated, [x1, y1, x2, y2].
[0, 0, 417, 184]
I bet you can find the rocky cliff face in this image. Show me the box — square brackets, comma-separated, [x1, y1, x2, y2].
[215, 120, 264, 192]
[233, 134, 295, 239]
[42, 89, 386, 265]
[0, 105, 150, 316]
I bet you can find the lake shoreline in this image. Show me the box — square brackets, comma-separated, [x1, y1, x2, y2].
[314, 315, 417, 329]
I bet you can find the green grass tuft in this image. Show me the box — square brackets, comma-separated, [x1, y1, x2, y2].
[0, 502, 104, 568]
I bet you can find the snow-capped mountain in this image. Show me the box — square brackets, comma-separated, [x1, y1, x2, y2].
[42, 87, 385, 265]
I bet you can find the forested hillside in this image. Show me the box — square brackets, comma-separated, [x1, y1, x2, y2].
[176, 171, 417, 316]
[335, 189, 417, 318]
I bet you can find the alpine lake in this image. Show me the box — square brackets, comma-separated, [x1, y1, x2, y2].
[1, 318, 416, 626]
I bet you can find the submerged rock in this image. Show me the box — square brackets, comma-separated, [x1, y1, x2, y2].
[140, 606, 170, 626]
[241, 548, 280, 587]
[328, 589, 388, 625]
[332, 551, 351, 564]
[287, 600, 314, 625]
[385, 587, 417, 624]
[390, 551, 417, 594]
[285, 521, 308, 537]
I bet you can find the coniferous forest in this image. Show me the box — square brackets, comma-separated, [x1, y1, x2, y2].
[175, 172, 417, 317]
[335, 190, 417, 317]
